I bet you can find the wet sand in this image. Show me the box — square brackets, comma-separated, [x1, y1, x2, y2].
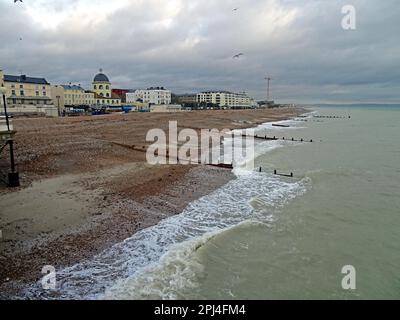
[0, 107, 305, 298]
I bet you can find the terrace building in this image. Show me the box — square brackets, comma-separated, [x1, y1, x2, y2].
[0, 70, 58, 116]
[197, 91, 252, 109]
[126, 87, 171, 105]
[51, 85, 95, 111]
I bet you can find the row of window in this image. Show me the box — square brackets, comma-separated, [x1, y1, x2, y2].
[9, 99, 50, 105]
[96, 99, 119, 104]
[66, 100, 95, 104]
[10, 84, 47, 89]
[11, 90, 46, 96]
[94, 85, 110, 90]
[65, 94, 93, 99]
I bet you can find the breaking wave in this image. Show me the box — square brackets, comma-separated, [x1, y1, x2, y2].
[22, 118, 310, 300]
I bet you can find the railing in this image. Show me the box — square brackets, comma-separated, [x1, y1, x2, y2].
[0, 116, 19, 187]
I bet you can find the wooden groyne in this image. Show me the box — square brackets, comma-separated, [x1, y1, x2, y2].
[313, 115, 351, 119]
[110, 141, 233, 169]
[293, 119, 324, 123]
[242, 134, 313, 143]
[257, 167, 295, 178]
[274, 170, 294, 178]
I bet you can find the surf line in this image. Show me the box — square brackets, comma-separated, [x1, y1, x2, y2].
[154, 304, 188, 318]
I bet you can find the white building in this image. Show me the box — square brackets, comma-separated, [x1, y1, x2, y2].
[197, 91, 252, 109]
[196, 91, 252, 109]
[126, 87, 171, 105]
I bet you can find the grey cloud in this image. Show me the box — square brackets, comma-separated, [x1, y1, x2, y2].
[0, 0, 399, 103]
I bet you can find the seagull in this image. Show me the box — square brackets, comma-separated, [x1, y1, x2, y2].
[233, 53, 244, 59]
[14, 0, 23, 3]
[233, 8, 239, 11]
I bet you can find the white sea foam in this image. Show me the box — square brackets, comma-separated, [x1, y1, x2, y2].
[257, 119, 306, 131]
[22, 119, 309, 300]
[100, 220, 267, 300]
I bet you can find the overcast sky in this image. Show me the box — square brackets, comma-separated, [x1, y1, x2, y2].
[0, 0, 399, 103]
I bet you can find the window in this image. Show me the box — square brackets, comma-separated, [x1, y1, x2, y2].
[106, 93, 110, 97]
[43, 86, 46, 90]
[36, 91, 39, 96]
[20, 85, 23, 89]
[20, 90, 24, 96]
[99, 85, 103, 90]
[106, 85, 109, 89]
[11, 90, 16, 95]
[43, 92, 46, 96]
[94, 85, 97, 90]
[11, 84, 15, 88]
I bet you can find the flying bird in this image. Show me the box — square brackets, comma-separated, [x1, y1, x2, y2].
[233, 53, 244, 59]
[233, 8, 239, 11]
[14, 0, 23, 3]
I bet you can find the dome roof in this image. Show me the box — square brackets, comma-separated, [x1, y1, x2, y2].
[93, 73, 110, 82]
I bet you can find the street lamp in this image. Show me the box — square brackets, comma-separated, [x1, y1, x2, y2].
[56, 95, 61, 116]
[0, 85, 10, 131]
[0, 84, 20, 187]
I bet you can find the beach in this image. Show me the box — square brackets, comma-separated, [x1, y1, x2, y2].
[0, 107, 305, 298]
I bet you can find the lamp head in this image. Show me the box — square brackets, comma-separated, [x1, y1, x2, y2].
[0, 85, 6, 95]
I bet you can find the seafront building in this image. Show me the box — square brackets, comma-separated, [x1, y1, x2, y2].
[2, 68, 259, 115]
[175, 94, 197, 105]
[196, 91, 253, 109]
[0, 69, 58, 117]
[51, 85, 95, 112]
[126, 87, 172, 105]
[112, 89, 130, 103]
[92, 70, 121, 107]
[63, 85, 95, 107]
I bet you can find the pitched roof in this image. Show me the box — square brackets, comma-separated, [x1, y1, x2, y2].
[61, 85, 84, 91]
[4, 74, 50, 85]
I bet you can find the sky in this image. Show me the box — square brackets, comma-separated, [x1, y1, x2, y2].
[0, 0, 399, 103]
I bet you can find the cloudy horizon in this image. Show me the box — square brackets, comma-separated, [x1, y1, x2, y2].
[0, 0, 399, 104]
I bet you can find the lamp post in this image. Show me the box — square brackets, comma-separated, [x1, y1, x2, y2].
[0, 85, 10, 131]
[0, 84, 20, 187]
[56, 95, 61, 116]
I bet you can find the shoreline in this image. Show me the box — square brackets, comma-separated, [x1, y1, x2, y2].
[0, 107, 307, 299]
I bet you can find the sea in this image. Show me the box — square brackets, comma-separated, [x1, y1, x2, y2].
[27, 104, 400, 300]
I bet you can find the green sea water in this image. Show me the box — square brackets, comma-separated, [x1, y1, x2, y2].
[183, 105, 400, 300]
[31, 105, 400, 300]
